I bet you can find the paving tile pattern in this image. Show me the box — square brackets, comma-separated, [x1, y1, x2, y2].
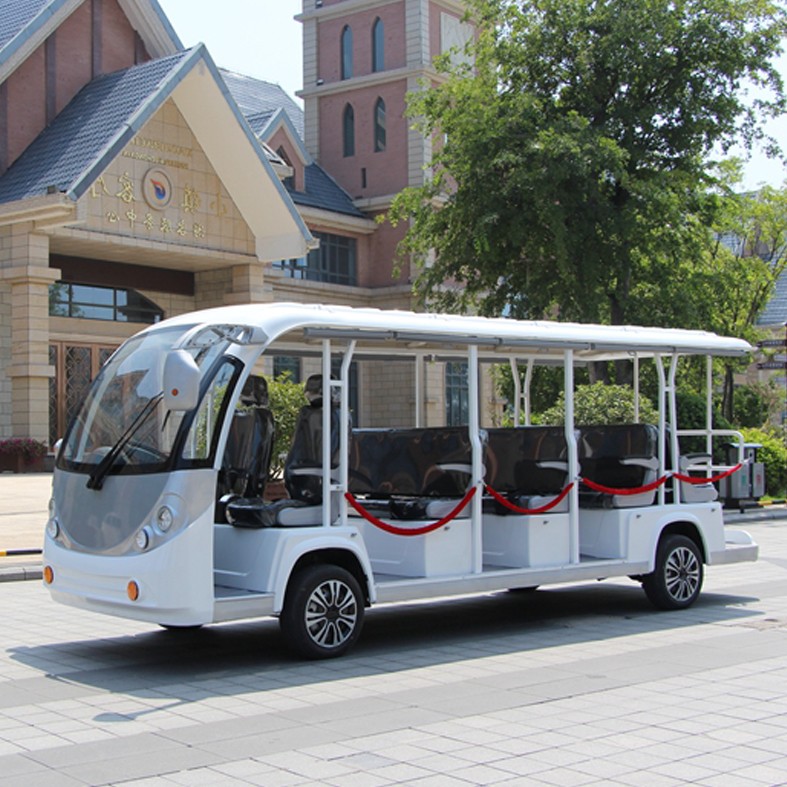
[1, 520, 786, 785]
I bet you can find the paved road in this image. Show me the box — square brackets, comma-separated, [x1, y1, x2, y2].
[0, 516, 786, 786]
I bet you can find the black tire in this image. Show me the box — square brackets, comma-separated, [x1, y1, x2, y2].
[280, 564, 364, 659]
[643, 534, 703, 610]
[158, 624, 203, 632]
[507, 586, 539, 594]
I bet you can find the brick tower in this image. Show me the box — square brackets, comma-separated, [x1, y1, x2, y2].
[297, 0, 469, 288]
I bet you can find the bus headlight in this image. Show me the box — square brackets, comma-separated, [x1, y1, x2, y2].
[135, 527, 152, 551]
[46, 518, 60, 540]
[155, 505, 174, 533]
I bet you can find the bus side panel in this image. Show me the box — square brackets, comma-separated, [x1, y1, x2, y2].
[621, 503, 723, 566]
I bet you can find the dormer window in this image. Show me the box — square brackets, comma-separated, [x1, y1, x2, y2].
[372, 18, 384, 72]
[341, 25, 353, 80]
[276, 146, 296, 191]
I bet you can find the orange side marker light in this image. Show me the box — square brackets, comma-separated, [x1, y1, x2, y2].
[127, 580, 140, 601]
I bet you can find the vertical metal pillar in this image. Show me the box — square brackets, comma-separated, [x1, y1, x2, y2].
[468, 345, 483, 573]
[321, 340, 332, 527]
[415, 352, 424, 427]
[705, 355, 714, 457]
[564, 350, 579, 564]
[338, 341, 356, 527]
[524, 358, 534, 426]
[510, 358, 521, 425]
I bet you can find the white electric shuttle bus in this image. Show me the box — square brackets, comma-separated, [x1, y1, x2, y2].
[43, 303, 758, 658]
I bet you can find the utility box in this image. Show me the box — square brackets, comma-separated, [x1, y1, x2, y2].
[720, 443, 765, 509]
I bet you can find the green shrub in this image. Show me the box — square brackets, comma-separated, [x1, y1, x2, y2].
[266, 373, 307, 478]
[740, 427, 787, 497]
[540, 383, 658, 425]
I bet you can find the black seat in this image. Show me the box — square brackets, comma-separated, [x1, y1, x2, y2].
[226, 375, 344, 528]
[216, 376, 274, 520]
[483, 427, 569, 514]
[579, 424, 660, 508]
[348, 427, 474, 520]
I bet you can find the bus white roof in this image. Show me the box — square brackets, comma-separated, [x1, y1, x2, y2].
[153, 302, 751, 361]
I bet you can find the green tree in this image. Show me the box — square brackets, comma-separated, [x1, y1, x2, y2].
[389, 0, 786, 347]
[688, 180, 787, 418]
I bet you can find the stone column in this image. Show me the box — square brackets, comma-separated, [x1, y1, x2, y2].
[0, 227, 58, 441]
[224, 262, 272, 305]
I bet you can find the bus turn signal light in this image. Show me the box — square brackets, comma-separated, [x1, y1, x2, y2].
[127, 580, 140, 601]
[43, 565, 54, 584]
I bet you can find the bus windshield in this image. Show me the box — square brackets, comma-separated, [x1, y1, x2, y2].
[58, 325, 234, 474]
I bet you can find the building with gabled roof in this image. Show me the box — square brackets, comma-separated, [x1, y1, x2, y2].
[0, 0, 473, 444]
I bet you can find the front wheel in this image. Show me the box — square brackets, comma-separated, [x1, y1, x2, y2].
[642, 534, 703, 610]
[280, 565, 364, 659]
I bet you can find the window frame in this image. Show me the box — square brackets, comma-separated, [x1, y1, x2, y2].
[374, 97, 386, 152]
[341, 25, 353, 80]
[372, 17, 384, 73]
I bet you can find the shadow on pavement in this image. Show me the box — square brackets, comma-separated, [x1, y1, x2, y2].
[9, 580, 762, 720]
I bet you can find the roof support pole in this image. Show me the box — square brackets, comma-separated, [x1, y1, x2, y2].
[468, 344, 483, 574]
[338, 340, 356, 527]
[564, 349, 579, 564]
[706, 355, 714, 457]
[633, 355, 640, 423]
[510, 358, 521, 425]
[322, 340, 332, 528]
[668, 354, 681, 505]
[415, 352, 424, 428]
[524, 358, 534, 426]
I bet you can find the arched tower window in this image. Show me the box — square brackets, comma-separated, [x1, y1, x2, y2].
[372, 17, 384, 72]
[343, 104, 355, 157]
[341, 25, 353, 80]
[374, 97, 386, 152]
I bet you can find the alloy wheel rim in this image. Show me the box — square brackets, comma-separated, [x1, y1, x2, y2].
[664, 546, 701, 601]
[305, 579, 358, 648]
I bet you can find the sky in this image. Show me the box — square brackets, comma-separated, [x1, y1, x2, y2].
[156, 0, 787, 191]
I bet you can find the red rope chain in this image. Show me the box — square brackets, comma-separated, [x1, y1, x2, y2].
[344, 486, 477, 537]
[484, 482, 574, 514]
[345, 463, 743, 537]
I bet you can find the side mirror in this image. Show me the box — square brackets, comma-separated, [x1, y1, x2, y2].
[163, 350, 200, 411]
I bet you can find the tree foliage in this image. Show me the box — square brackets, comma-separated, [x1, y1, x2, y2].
[540, 383, 659, 425]
[389, 0, 787, 332]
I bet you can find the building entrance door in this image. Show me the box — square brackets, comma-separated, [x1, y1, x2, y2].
[49, 342, 116, 448]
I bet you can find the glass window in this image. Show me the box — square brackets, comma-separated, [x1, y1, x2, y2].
[48, 282, 163, 324]
[374, 97, 386, 152]
[182, 360, 238, 462]
[343, 104, 355, 157]
[445, 362, 469, 426]
[372, 18, 384, 72]
[274, 232, 357, 285]
[273, 355, 302, 384]
[341, 25, 353, 80]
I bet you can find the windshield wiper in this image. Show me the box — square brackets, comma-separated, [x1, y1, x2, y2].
[86, 393, 164, 491]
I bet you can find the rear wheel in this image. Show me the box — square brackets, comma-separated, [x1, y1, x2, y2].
[643, 534, 703, 610]
[280, 564, 364, 659]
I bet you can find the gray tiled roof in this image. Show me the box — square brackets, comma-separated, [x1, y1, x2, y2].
[218, 70, 363, 219]
[221, 69, 304, 139]
[289, 164, 365, 218]
[0, 0, 54, 53]
[0, 49, 192, 203]
[758, 269, 787, 327]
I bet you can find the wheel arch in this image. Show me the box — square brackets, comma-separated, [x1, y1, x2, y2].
[656, 519, 707, 563]
[272, 539, 374, 613]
